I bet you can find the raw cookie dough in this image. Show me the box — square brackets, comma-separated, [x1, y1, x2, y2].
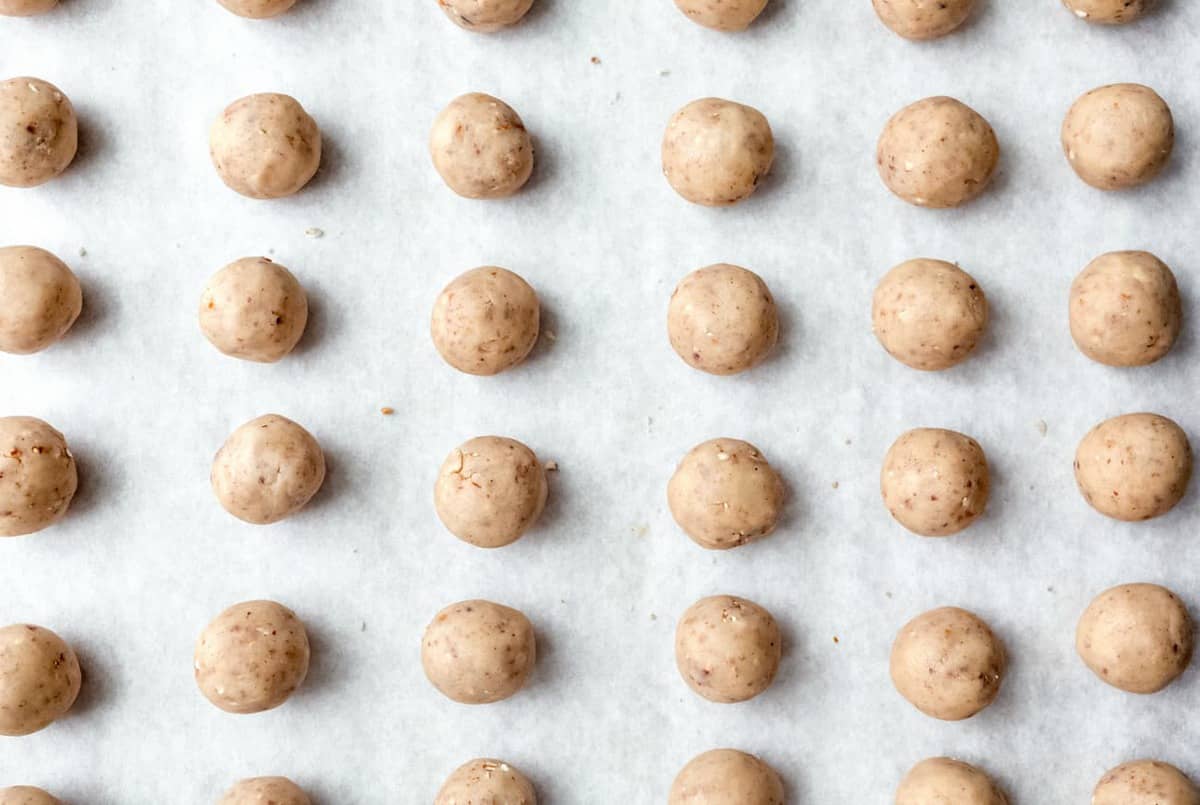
[219, 777, 311, 805]
[896, 757, 1008, 805]
[669, 749, 784, 805]
[210, 93, 321, 199]
[1093, 760, 1200, 805]
[199, 257, 308, 363]
[667, 438, 784, 550]
[194, 600, 310, 714]
[0, 246, 82, 355]
[1074, 412, 1191, 521]
[430, 93, 533, 199]
[431, 266, 540, 375]
[1069, 250, 1180, 367]
[0, 416, 77, 537]
[421, 599, 536, 704]
[1076, 582, 1193, 694]
[872, 0, 974, 39]
[662, 97, 774, 206]
[438, 0, 534, 31]
[211, 414, 326, 525]
[872, 258, 988, 371]
[675, 595, 781, 703]
[876, 96, 999, 208]
[0, 624, 81, 736]
[217, 0, 297, 17]
[0, 787, 59, 805]
[434, 436, 548, 548]
[667, 263, 778, 375]
[1063, 0, 1148, 24]
[0, 77, 77, 188]
[890, 606, 1006, 720]
[672, 0, 768, 31]
[0, 0, 56, 15]
[435, 759, 537, 805]
[880, 428, 989, 537]
[1062, 83, 1172, 191]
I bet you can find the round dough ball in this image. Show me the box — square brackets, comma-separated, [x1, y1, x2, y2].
[431, 266, 540, 375]
[1076, 583, 1193, 694]
[896, 757, 1007, 805]
[881, 428, 989, 537]
[0, 77, 77, 188]
[667, 438, 784, 550]
[194, 600, 310, 714]
[210, 93, 321, 199]
[0, 246, 82, 355]
[1094, 760, 1199, 805]
[0, 624, 81, 736]
[219, 777, 310, 805]
[211, 414, 326, 525]
[438, 0, 534, 31]
[662, 97, 774, 207]
[434, 435, 548, 548]
[667, 263, 778, 375]
[669, 748, 784, 805]
[421, 599, 536, 704]
[435, 759, 537, 805]
[1063, 0, 1148, 24]
[872, 258, 988, 371]
[0, 0, 57, 15]
[890, 606, 1005, 720]
[876, 96, 999, 208]
[672, 0, 768, 31]
[0, 416, 77, 538]
[1069, 250, 1180, 367]
[872, 0, 974, 39]
[217, 0, 297, 17]
[199, 257, 308, 363]
[675, 595, 781, 703]
[0, 787, 59, 805]
[1074, 412, 1191, 521]
[1062, 83, 1172, 191]
[430, 93, 533, 199]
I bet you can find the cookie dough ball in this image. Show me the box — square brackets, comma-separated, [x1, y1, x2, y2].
[890, 606, 1005, 720]
[0, 77, 77, 188]
[675, 595, 781, 703]
[1074, 413, 1191, 521]
[672, 0, 768, 31]
[667, 264, 778, 375]
[896, 757, 1007, 805]
[872, 258, 988, 371]
[199, 257, 308, 363]
[662, 97, 774, 207]
[877, 96, 999, 208]
[219, 777, 310, 805]
[434, 436, 547, 548]
[873, 0, 974, 39]
[0, 624, 81, 736]
[0, 416, 77, 538]
[194, 600, 309, 714]
[436, 759, 537, 805]
[0, 0, 57, 15]
[667, 438, 784, 550]
[0, 787, 60, 805]
[1062, 84, 1172, 191]
[211, 414, 326, 525]
[669, 749, 784, 805]
[217, 0, 297, 17]
[430, 93, 533, 199]
[421, 599, 536, 704]
[1076, 583, 1193, 694]
[438, 0, 534, 31]
[0, 246, 82, 355]
[1063, 0, 1148, 24]
[881, 428, 989, 537]
[1069, 250, 1180, 367]
[1094, 760, 1199, 805]
[431, 266, 540, 375]
[210, 93, 321, 199]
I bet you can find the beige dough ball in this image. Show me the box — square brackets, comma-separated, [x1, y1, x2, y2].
[0, 77, 77, 188]
[1074, 412, 1191, 521]
[434, 435, 548, 548]
[0, 0, 56, 15]
[1062, 84, 1172, 191]
[872, 258, 988, 371]
[675, 595, 781, 703]
[1094, 760, 1199, 805]
[421, 599, 536, 704]
[210, 93, 321, 199]
[667, 438, 784, 550]
[890, 606, 1005, 720]
[0, 416, 77, 538]
[438, 0, 534, 31]
[199, 257, 308, 363]
[430, 93, 533, 199]
[219, 777, 310, 805]
[431, 266, 540, 375]
[0, 246, 82, 355]
[435, 759, 537, 805]
[881, 428, 989, 537]
[194, 600, 310, 714]
[672, 0, 768, 31]
[211, 414, 326, 525]
[667, 263, 778, 375]
[1063, 0, 1148, 24]
[0, 787, 60, 805]
[877, 96, 999, 208]
[662, 97, 774, 207]
[896, 757, 1007, 805]
[872, 0, 974, 39]
[217, 0, 297, 17]
[669, 748, 784, 805]
[1069, 250, 1180, 367]
[1076, 582, 1193, 694]
[0, 624, 81, 736]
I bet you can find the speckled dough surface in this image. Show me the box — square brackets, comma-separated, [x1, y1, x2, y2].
[211, 413, 326, 525]
[431, 266, 540, 375]
[421, 599, 536, 704]
[430, 92, 533, 199]
[216, 0, 297, 17]
[895, 757, 1008, 805]
[0, 416, 77, 538]
[1069, 250, 1180, 367]
[880, 427, 990, 537]
[0, 787, 60, 805]
[199, 257, 308, 363]
[209, 92, 321, 199]
[435, 758, 537, 804]
[433, 435, 548, 548]
[672, 0, 768, 31]
[437, 0, 534, 31]
[667, 437, 784, 550]
[0, 624, 81, 736]
[194, 600, 310, 714]
[669, 749, 784, 805]
[1061, 83, 1173, 191]
[1076, 582, 1193, 694]
[1073, 412, 1192, 521]
[1062, 0, 1148, 24]
[0, 77, 76, 188]
[0, 246, 82, 355]
[890, 606, 1006, 720]
[668, 263, 778, 375]
[0, 0, 56, 15]
[871, 258, 988, 371]
[1093, 760, 1200, 805]
[662, 97, 774, 206]
[674, 594, 781, 703]
[218, 776, 311, 805]
[872, 0, 975, 39]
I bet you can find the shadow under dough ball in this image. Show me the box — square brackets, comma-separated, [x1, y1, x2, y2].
[896, 757, 1008, 805]
[438, 0, 534, 31]
[194, 600, 310, 714]
[431, 266, 540, 375]
[0, 246, 82, 355]
[0, 787, 60, 805]
[0, 0, 56, 15]
[435, 759, 537, 805]
[669, 749, 784, 805]
[662, 97, 774, 206]
[219, 777, 311, 805]
[1062, 83, 1173, 191]
[668, 438, 784, 550]
[0, 416, 77, 537]
[890, 606, 1006, 720]
[1063, 0, 1149, 24]
[216, 0, 297, 17]
[1074, 412, 1192, 521]
[199, 257, 309, 363]
[0, 77, 76, 188]
[210, 93, 321, 199]
[433, 435, 548, 548]
[421, 599, 536, 704]
[0, 624, 81, 736]
[668, 263, 778, 375]
[675, 595, 781, 703]
[1076, 583, 1194, 694]
[1069, 250, 1180, 367]
[672, 0, 768, 31]
[872, 0, 975, 39]
[211, 414, 326, 525]
[430, 92, 533, 199]
[872, 258, 988, 371]
[881, 427, 990, 537]
[1093, 760, 1200, 805]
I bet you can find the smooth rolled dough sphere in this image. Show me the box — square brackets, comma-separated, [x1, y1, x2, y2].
[0, 246, 82, 355]
[668, 438, 784, 550]
[896, 757, 1007, 805]
[217, 0, 297, 17]
[434, 435, 548, 548]
[1069, 250, 1180, 367]
[219, 777, 311, 805]
[436, 759, 536, 805]
[0, 416, 77, 537]
[672, 0, 768, 31]
[667, 263, 778, 375]
[890, 606, 1005, 720]
[872, 258, 987, 371]
[877, 96, 999, 208]
[0, 0, 56, 15]
[1062, 84, 1172, 191]
[1074, 412, 1191, 521]
[872, 0, 974, 39]
[0, 77, 76, 188]
[430, 93, 533, 199]
[1076, 583, 1193, 694]
[675, 595, 781, 703]
[438, 0, 534, 31]
[431, 266, 540, 375]
[194, 600, 309, 714]
[881, 428, 989, 537]
[669, 749, 784, 805]
[211, 414, 326, 525]
[1094, 760, 1200, 805]
[421, 599, 536, 704]
[210, 93, 321, 199]
[0, 624, 81, 736]
[1063, 0, 1148, 24]
[0, 787, 60, 805]
[199, 257, 308, 363]
[662, 97, 774, 207]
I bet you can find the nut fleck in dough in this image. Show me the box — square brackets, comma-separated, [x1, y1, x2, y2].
[668, 263, 778, 375]
[1076, 583, 1194, 694]
[421, 599, 536, 704]
[199, 257, 308, 363]
[872, 258, 988, 371]
[0, 624, 81, 736]
[438, 0, 534, 31]
[431, 266, 540, 375]
[1093, 760, 1200, 805]
[0, 416, 77, 538]
[667, 438, 784, 550]
[210, 93, 321, 199]
[876, 96, 999, 208]
[211, 414, 326, 525]
[217, 0, 297, 17]
[0, 77, 77, 188]
[194, 600, 310, 714]
[430, 93, 533, 199]
[1063, 0, 1148, 24]
[872, 0, 974, 39]
[219, 777, 311, 805]
[672, 0, 768, 31]
[669, 748, 784, 805]
[1070, 251, 1180, 367]
[0, 246, 82, 355]
[675, 595, 781, 703]
[0, 787, 60, 805]
[1074, 413, 1191, 521]
[0, 0, 56, 15]
[890, 606, 1005, 720]
[662, 97, 774, 207]
[434, 435, 548, 548]
[881, 428, 989, 537]
[1062, 84, 1172, 191]
[896, 757, 1008, 805]
[436, 758, 537, 805]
